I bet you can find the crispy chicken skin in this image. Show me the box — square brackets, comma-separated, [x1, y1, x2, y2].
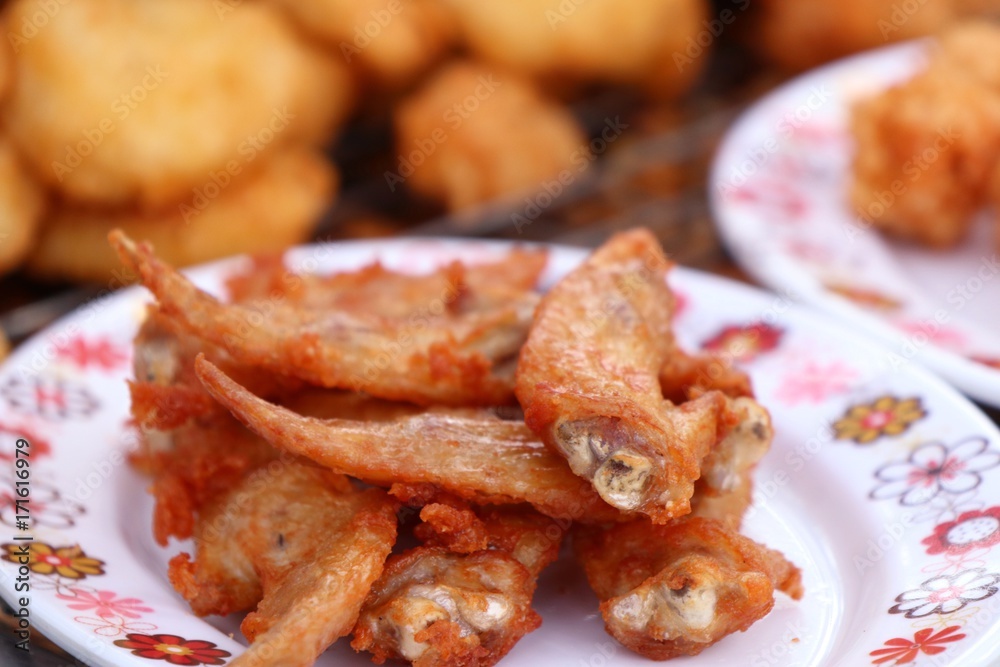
[516, 228, 727, 522]
[194, 356, 620, 523]
[574, 517, 803, 660]
[168, 462, 398, 667]
[112, 231, 540, 406]
[352, 506, 564, 666]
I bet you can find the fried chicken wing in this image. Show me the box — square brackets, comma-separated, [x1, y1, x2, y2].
[516, 228, 726, 522]
[111, 232, 538, 406]
[352, 507, 564, 666]
[195, 356, 620, 523]
[691, 397, 773, 529]
[574, 517, 803, 660]
[168, 462, 398, 667]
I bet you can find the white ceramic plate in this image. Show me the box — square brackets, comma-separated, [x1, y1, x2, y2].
[2, 239, 1000, 666]
[710, 40, 1000, 408]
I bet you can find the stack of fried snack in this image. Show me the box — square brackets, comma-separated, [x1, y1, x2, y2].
[0, 0, 354, 282]
[114, 226, 802, 667]
[850, 21, 1000, 250]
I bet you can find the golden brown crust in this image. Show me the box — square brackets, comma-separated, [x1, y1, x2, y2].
[516, 228, 727, 522]
[4, 0, 352, 209]
[29, 148, 335, 283]
[444, 0, 709, 97]
[194, 356, 621, 523]
[112, 231, 538, 406]
[169, 462, 397, 667]
[352, 505, 563, 667]
[574, 517, 803, 660]
[395, 61, 587, 211]
[0, 135, 46, 275]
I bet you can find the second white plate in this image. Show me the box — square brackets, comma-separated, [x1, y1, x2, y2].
[710, 40, 1000, 407]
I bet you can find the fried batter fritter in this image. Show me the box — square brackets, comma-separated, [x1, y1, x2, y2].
[394, 62, 587, 211]
[443, 0, 709, 98]
[0, 135, 45, 275]
[264, 0, 456, 89]
[574, 517, 803, 660]
[516, 229, 726, 522]
[851, 48, 1000, 248]
[750, 0, 952, 71]
[4, 0, 353, 209]
[29, 147, 336, 283]
[169, 462, 397, 667]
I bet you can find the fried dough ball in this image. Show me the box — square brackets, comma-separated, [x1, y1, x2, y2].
[3, 0, 353, 210]
[850, 24, 1000, 247]
[393, 62, 587, 211]
[27, 147, 336, 283]
[443, 0, 709, 97]
[750, 0, 953, 71]
[931, 20, 1000, 90]
[0, 135, 46, 274]
[264, 0, 456, 89]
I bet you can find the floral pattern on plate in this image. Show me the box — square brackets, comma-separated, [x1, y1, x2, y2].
[1, 240, 999, 666]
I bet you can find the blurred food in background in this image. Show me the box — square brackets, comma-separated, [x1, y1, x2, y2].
[747, 0, 953, 72]
[393, 61, 588, 212]
[442, 0, 710, 98]
[1, 0, 1000, 321]
[850, 21, 1000, 250]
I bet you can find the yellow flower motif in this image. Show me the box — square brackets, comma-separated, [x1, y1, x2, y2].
[834, 395, 926, 444]
[2, 542, 105, 579]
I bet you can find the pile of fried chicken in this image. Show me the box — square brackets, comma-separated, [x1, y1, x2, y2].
[113, 227, 802, 667]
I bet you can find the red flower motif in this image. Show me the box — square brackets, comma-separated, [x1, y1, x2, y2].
[701, 323, 783, 362]
[0, 422, 51, 461]
[923, 507, 1000, 556]
[870, 625, 965, 664]
[55, 335, 129, 371]
[113, 634, 230, 665]
[972, 356, 1000, 371]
